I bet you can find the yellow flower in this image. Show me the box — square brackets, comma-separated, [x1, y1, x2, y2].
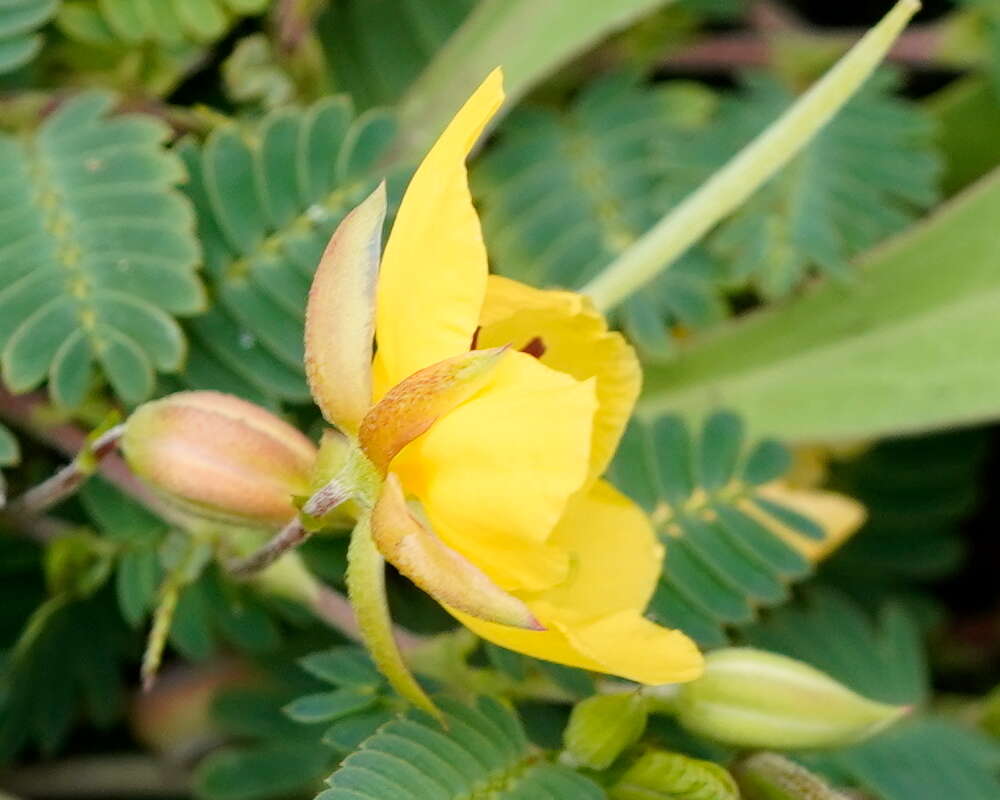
[305, 69, 703, 685]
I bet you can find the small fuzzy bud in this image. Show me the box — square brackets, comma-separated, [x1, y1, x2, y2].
[563, 692, 648, 770]
[675, 648, 909, 749]
[122, 391, 316, 529]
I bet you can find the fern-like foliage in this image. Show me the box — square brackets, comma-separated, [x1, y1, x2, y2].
[823, 430, 987, 587]
[0, 0, 58, 74]
[473, 71, 937, 351]
[609, 411, 841, 646]
[473, 75, 726, 358]
[176, 98, 402, 407]
[57, 0, 267, 48]
[320, 696, 603, 800]
[0, 92, 203, 407]
[317, 0, 475, 110]
[697, 71, 940, 297]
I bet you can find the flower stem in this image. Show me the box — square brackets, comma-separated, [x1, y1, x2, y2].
[4, 424, 123, 517]
[581, 0, 921, 313]
[347, 511, 440, 719]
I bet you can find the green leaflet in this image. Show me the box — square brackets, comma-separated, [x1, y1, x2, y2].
[0, 0, 57, 74]
[698, 71, 940, 298]
[0, 92, 203, 407]
[56, 0, 267, 48]
[640, 166, 1000, 442]
[320, 696, 603, 800]
[176, 100, 403, 408]
[473, 75, 726, 358]
[317, 0, 476, 111]
[608, 411, 837, 646]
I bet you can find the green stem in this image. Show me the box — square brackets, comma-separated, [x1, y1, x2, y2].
[347, 511, 441, 720]
[581, 0, 921, 313]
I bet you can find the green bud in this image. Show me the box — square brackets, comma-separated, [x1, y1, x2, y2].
[676, 648, 909, 749]
[611, 750, 738, 800]
[563, 692, 648, 770]
[734, 752, 848, 800]
[677, 648, 909, 750]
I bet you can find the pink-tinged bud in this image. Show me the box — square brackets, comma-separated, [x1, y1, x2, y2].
[359, 346, 508, 474]
[122, 391, 317, 529]
[371, 474, 542, 629]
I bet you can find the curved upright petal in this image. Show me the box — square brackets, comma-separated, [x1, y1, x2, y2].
[478, 276, 640, 481]
[372, 69, 504, 396]
[305, 184, 386, 436]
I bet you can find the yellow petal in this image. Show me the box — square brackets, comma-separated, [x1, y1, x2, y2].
[742, 483, 866, 563]
[523, 480, 662, 618]
[372, 69, 504, 396]
[371, 475, 541, 629]
[477, 275, 640, 480]
[449, 480, 703, 684]
[453, 607, 702, 685]
[394, 351, 596, 591]
[558, 610, 704, 685]
[359, 346, 507, 475]
[304, 184, 386, 435]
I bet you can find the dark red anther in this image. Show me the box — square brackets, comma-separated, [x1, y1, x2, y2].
[520, 336, 546, 359]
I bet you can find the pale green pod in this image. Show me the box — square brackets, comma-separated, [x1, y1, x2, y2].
[675, 648, 909, 749]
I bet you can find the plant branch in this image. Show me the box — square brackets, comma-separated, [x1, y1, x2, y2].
[0, 756, 189, 798]
[4, 424, 123, 517]
[228, 516, 311, 576]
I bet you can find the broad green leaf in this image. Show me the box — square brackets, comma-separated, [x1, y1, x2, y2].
[317, 0, 476, 111]
[639, 167, 1000, 441]
[397, 0, 676, 160]
[321, 697, 603, 800]
[0, 0, 57, 74]
[609, 412, 862, 645]
[177, 101, 404, 407]
[0, 92, 203, 407]
[927, 76, 1000, 196]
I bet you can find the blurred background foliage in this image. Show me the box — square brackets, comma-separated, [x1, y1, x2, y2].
[1, 0, 1000, 799]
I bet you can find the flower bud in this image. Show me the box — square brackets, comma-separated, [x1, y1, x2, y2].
[563, 692, 648, 770]
[675, 648, 909, 749]
[122, 391, 316, 529]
